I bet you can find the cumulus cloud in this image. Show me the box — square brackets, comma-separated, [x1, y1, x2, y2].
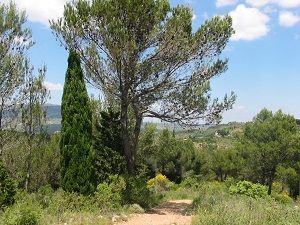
[245, 0, 273, 7]
[216, 0, 238, 7]
[230, 4, 270, 41]
[276, 0, 300, 8]
[44, 82, 64, 91]
[279, 11, 300, 26]
[246, 0, 300, 8]
[2, 0, 67, 27]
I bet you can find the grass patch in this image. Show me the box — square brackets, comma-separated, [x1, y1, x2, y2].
[192, 182, 300, 225]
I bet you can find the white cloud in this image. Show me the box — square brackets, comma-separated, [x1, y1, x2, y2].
[263, 5, 278, 14]
[246, 0, 300, 8]
[192, 13, 197, 20]
[2, 0, 67, 27]
[230, 4, 270, 41]
[245, 0, 273, 7]
[276, 0, 300, 8]
[44, 82, 63, 91]
[279, 11, 300, 26]
[216, 0, 238, 7]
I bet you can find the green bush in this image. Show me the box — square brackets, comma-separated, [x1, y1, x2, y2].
[180, 176, 201, 190]
[147, 173, 174, 192]
[0, 163, 17, 208]
[36, 185, 54, 208]
[93, 175, 126, 211]
[123, 203, 145, 214]
[192, 181, 228, 211]
[192, 181, 300, 225]
[123, 175, 162, 209]
[2, 192, 42, 225]
[229, 180, 268, 198]
[272, 192, 294, 204]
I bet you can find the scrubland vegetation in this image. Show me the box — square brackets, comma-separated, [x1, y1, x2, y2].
[2, 116, 300, 225]
[2, 0, 300, 224]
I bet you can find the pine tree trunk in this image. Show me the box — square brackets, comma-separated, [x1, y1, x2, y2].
[121, 101, 134, 175]
[0, 99, 4, 162]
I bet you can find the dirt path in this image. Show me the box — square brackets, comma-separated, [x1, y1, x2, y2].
[117, 200, 193, 225]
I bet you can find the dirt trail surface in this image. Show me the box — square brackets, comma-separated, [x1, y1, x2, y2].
[118, 200, 193, 225]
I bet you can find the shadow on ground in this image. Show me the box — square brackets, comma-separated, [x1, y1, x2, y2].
[146, 201, 193, 216]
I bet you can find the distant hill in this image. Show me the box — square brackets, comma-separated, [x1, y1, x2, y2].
[44, 104, 61, 133]
[44, 104, 61, 120]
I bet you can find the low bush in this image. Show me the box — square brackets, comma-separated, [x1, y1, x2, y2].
[229, 180, 268, 198]
[147, 173, 174, 192]
[192, 181, 300, 225]
[2, 192, 42, 225]
[123, 203, 145, 214]
[123, 174, 162, 209]
[180, 176, 201, 191]
[93, 175, 126, 212]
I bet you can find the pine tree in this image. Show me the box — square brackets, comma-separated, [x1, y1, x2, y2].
[60, 50, 95, 194]
[94, 109, 126, 183]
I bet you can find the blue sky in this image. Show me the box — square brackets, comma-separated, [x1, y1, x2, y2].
[3, 0, 300, 123]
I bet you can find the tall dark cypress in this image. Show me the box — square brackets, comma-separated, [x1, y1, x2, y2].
[60, 50, 95, 194]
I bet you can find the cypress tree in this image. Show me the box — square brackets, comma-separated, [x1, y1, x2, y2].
[60, 50, 95, 194]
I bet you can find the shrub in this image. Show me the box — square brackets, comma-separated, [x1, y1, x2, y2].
[123, 175, 161, 209]
[123, 203, 145, 214]
[192, 181, 300, 225]
[272, 192, 294, 204]
[229, 180, 268, 198]
[2, 192, 42, 225]
[147, 173, 174, 192]
[180, 176, 201, 190]
[93, 175, 126, 211]
[36, 185, 54, 208]
[0, 162, 17, 208]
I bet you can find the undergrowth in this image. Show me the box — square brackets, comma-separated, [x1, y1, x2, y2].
[2, 177, 300, 225]
[192, 181, 300, 225]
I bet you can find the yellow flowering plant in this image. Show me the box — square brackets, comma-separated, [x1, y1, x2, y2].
[147, 173, 174, 192]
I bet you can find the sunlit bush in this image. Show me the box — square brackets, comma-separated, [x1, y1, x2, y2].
[94, 175, 126, 211]
[147, 173, 174, 192]
[2, 192, 42, 225]
[229, 180, 268, 198]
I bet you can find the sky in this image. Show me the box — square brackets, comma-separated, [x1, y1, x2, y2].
[2, 0, 300, 123]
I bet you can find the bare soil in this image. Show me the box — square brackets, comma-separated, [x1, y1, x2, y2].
[117, 200, 193, 225]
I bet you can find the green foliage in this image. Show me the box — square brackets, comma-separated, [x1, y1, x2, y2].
[147, 173, 174, 192]
[0, 163, 17, 208]
[122, 174, 162, 209]
[93, 175, 126, 211]
[2, 133, 60, 192]
[123, 203, 145, 214]
[93, 109, 126, 183]
[138, 127, 202, 183]
[180, 176, 201, 191]
[276, 166, 300, 198]
[51, 0, 235, 175]
[36, 185, 55, 209]
[2, 192, 42, 225]
[229, 180, 268, 199]
[238, 108, 300, 195]
[60, 50, 95, 194]
[31, 134, 60, 190]
[0, 1, 34, 147]
[192, 181, 300, 225]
